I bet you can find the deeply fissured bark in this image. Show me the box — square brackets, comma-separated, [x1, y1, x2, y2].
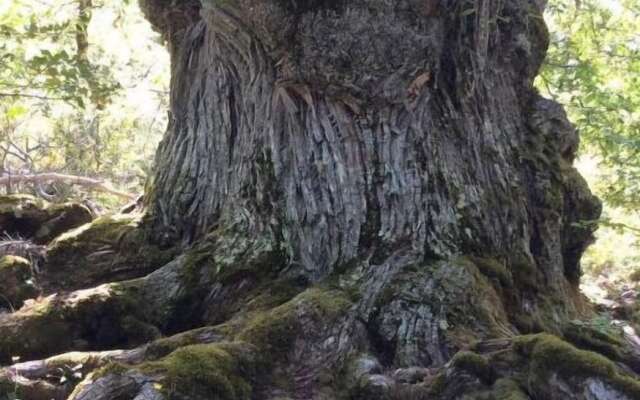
[1, 1, 628, 399]
[142, 0, 599, 316]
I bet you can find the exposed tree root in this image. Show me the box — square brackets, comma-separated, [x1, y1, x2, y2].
[1, 229, 638, 399]
[1, 0, 639, 398]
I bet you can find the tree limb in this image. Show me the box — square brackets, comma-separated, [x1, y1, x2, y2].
[0, 173, 136, 200]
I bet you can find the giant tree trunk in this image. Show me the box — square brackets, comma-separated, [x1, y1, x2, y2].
[143, 0, 598, 316]
[3, 1, 639, 400]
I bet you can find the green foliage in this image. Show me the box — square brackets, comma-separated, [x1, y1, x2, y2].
[0, 1, 119, 108]
[540, 0, 640, 209]
[579, 192, 640, 279]
[541, 0, 640, 285]
[0, 0, 169, 206]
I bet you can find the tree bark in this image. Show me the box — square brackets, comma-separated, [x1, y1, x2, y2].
[142, 0, 597, 311]
[4, 1, 640, 399]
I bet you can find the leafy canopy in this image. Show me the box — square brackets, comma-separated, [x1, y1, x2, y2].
[539, 0, 640, 209]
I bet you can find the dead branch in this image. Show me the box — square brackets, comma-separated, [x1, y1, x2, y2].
[0, 173, 136, 200]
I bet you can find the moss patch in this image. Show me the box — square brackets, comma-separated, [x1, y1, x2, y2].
[145, 326, 225, 359]
[120, 288, 351, 397]
[45, 214, 176, 291]
[242, 278, 305, 313]
[0, 282, 159, 364]
[489, 378, 529, 400]
[467, 257, 513, 287]
[508, 256, 540, 291]
[0, 194, 93, 244]
[562, 322, 627, 363]
[140, 342, 258, 400]
[451, 351, 494, 384]
[237, 288, 351, 359]
[514, 333, 640, 398]
[0, 296, 73, 364]
[91, 361, 130, 380]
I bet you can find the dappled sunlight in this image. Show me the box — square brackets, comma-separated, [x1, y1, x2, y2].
[0, 0, 169, 208]
[576, 155, 640, 287]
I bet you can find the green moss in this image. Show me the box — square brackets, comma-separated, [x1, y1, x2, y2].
[425, 372, 447, 397]
[140, 342, 258, 400]
[243, 279, 304, 312]
[509, 256, 539, 291]
[467, 257, 513, 287]
[121, 316, 162, 343]
[92, 361, 130, 380]
[0, 300, 72, 364]
[49, 214, 139, 252]
[45, 213, 176, 290]
[0, 194, 44, 213]
[515, 334, 612, 376]
[562, 322, 626, 362]
[0, 255, 29, 271]
[451, 351, 494, 384]
[146, 336, 197, 360]
[145, 327, 225, 359]
[0, 255, 37, 310]
[0, 194, 94, 245]
[514, 334, 640, 398]
[181, 239, 216, 283]
[35, 202, 93, 243]
[489, 378, 529, 400]
[237, 288, 351, 359]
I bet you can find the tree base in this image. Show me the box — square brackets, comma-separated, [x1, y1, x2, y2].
[0, 209, 637, 400]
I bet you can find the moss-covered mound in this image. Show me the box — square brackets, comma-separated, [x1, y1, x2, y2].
[0, 195, 93, 244]
[0, 282, 162, 365]
[421, 334, 640, 400]
[514, 334, 640, 399]
[43, 214, 176, 292]
[0, 212, 636, 400]
[139, 342, 259, 399]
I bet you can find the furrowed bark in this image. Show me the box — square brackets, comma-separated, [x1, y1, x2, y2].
[143, 0, 599, 317]
[3, 1, 637, 400]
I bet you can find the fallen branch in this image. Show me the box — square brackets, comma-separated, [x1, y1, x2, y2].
[0, 173, 136, 200]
